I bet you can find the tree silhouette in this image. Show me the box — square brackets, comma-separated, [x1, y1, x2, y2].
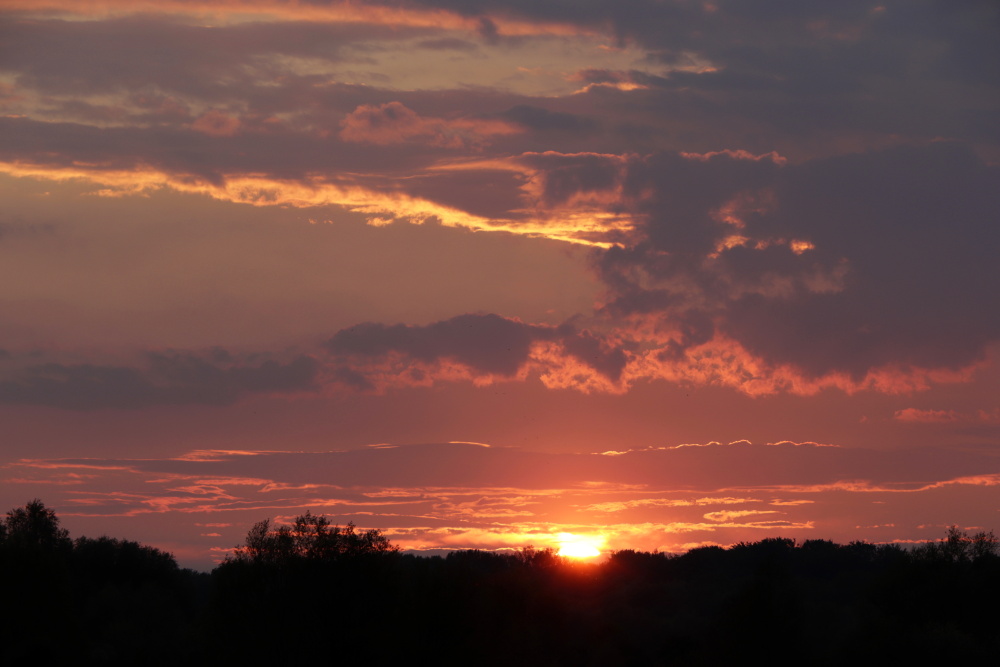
[227, 511, 398, 566]
[915, 525, 999, 563]
[3, 498, 71, 553]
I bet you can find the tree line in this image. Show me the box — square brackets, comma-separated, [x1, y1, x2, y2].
[2, 499, 999, 665]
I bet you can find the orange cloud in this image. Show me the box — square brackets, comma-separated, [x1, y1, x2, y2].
[703, 510, 780, 522]
[579, 496, 758, 513]
[680, 149, 788, 165]
[340, 102, 518, 149]
[0, 158, 623, 247]
[8, 0, 595, 36]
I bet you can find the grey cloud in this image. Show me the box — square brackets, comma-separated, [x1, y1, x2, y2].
[5, 2, 995, 158]
[326, 313, 554, 376]
[559, 329, 627, 382]
[726, 143, 1000, 377]
[0, 352, 318, 410]
[330, 366, 376, 392]
[500, 105, 599, 134]
[0, 114, 440, 184]
[326, 313, 627, 381]
[0, 16, 429, 98]
[410, 1, 998, 151]
[623, 151, 782, 257]
[598, 142, 1000, 378]
[517, 152, 624, 208]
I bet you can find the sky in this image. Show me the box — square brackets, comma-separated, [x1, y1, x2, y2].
[1, 0, 998, 570]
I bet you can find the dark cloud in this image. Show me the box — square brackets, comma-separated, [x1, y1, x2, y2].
[410, 0, 997, 154]
[326, 313, 629, 383]
[625, 150, 783, 257]
[331, 365, 376, 392]
[559, 329, 627, 382]
[597, 142, 1000, 379]
[724, 143, 1000, 377]
[326, 313, 553, 376]
[0, 16, 428, 97]
[0, 352, 318, 410]
[320, 139, 999, 386]
[400, 0, 998, 87]
[4, 2, 994, 161]
[500, 105, 599, 134]
[517, 152, 625, 208]
[476, 16, 501, 44]
[403, 169, 529, 220]
[0, 114, 444, 184]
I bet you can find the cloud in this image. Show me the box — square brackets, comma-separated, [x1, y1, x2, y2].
[43, 439, 993, 493]
[7, 439, 999, 567]
[591, 142, 1000, 386]
[704, 510, 779, 522]
[325, 313, 628, 389]
[95, 125, 1000, 393]
[0, 14, 426, 98]
[339, 101, 518, 148]
[894, 408, 960, 423]
[314, 141, 999, 395]
[894, 407, 1000, 425]
[0, 351, 318, 409]
[500, 105, 599, 134]
[191, 110, 242, 137]
[326, 313, 552, 377]
[2, 1, 997, 402]
[404, 1, 1000, 141]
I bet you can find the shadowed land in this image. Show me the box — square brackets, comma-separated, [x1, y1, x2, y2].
[2, 500, 998, 665]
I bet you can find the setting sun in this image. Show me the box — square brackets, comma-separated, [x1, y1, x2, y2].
[556, 533, 604, 559]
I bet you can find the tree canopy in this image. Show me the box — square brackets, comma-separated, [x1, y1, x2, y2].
[2, 498, 71, 552]
[227, 511, 399, 566]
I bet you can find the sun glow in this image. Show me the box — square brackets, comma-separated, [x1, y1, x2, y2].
[555, 532, 605, 559]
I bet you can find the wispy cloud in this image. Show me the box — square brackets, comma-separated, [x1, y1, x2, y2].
[5, 440, 998, 567]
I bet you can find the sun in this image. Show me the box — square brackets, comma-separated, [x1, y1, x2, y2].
[555, 532, 604, 559]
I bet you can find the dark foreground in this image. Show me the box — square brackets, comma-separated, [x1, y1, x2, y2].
[2, 500, 998, 665]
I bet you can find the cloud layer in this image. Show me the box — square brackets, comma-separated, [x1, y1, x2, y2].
[3, 1, 995, 397]
[5, 440, 998, 569]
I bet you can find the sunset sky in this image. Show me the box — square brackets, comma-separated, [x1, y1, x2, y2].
[1, 0, 998, 570]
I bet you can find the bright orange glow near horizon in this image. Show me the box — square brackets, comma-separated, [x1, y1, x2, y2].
[556, 532, 605, 559]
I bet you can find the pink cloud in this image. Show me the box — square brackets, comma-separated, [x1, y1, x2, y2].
[894, 408, 960, 423]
